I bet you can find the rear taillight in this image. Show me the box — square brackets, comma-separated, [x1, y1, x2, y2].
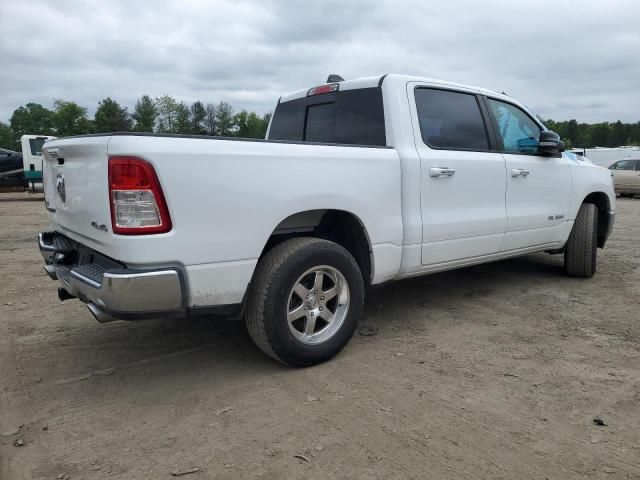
[108, 156, 172, 235]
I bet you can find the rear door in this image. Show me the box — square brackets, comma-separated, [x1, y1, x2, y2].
[484, 98, 571, 251]
[408, 84, 507, 265]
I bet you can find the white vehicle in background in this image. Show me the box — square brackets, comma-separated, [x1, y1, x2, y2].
[21, 134, 56, 185]
[571, 146, 640, 167]
[39, 74, 616, 366]
[0, 135, 56, 193]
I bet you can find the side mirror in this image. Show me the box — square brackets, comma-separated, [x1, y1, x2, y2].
[538, 130, 565, 156]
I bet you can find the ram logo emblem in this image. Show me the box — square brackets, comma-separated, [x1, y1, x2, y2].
[56, 173, 66, 203]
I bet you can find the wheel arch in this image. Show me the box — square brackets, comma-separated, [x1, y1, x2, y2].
[259, 209, 374, 284]
[581, 191, 612, 248]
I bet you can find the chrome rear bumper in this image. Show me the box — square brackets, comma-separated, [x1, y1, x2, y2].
[39, 231, 185, 321]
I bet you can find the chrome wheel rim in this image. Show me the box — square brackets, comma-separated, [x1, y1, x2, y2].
[286, 265, 350, 345]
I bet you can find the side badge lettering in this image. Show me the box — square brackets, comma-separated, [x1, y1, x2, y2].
[91, 221, 108, 232]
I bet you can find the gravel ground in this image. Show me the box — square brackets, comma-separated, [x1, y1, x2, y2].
[1, 193, 639, 480]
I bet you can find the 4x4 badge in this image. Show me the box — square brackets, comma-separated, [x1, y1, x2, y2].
[56, 173, 66, 203]
[90, 221, 108, 232]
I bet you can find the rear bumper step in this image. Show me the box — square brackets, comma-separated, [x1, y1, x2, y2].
[39, 231, 185, 321]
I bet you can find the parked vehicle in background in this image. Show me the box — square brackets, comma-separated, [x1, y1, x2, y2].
[609, 159, 640, 197]
[0, 135, 56, 193]
[38, 74, 616, 366]
[21, 135, 56, 184]
[571, 146, 640, 167]
[0, 148, 27, 191]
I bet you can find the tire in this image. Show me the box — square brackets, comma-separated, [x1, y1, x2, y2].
[564, 203, 598, 278]
[245, 237, 364, 367]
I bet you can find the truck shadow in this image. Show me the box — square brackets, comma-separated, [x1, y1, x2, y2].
[39, 252, 566, 393]
[364, 252, 565, 317]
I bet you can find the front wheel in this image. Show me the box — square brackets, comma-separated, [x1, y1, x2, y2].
[564, 203, 598, 278]
[245, 238, 364, 367]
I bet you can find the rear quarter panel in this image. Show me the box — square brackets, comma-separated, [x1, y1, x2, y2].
[105, 136, 403, 269]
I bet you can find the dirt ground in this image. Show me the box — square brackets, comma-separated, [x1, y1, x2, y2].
[0, 193, 638, 480]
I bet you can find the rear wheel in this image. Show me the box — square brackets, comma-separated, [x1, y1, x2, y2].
[245, 238, 364, 367]
[564, 203, 598, 278]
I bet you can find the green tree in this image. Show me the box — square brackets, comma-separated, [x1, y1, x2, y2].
[10, 103, 54, 143]
[155, 95, 179, 133]
[0, 121, 16, 150]
[630, 122, 640, 145]
[94, 97, 132, 133]
[590, 123, 610, 147]
[174, 102, 191, 134]
[215, 101, 235, 136]
[610, 121, 629, 147]
[235, 110, 270, 138]
[204, 103, 217, 135]
[190, 101, 207, 134]
[52, 99, 92, 136]
[132, 95, 157, 132]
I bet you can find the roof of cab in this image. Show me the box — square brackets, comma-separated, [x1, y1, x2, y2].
[278, 74, 512, 104]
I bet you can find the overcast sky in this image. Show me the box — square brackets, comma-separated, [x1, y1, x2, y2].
[1, 0, 639, 123]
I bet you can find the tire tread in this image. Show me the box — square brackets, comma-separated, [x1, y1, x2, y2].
[565, 203, 598, 277]
[246, 238, 355, 364]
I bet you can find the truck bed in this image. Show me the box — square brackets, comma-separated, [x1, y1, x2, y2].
[42, 133, 403, 306]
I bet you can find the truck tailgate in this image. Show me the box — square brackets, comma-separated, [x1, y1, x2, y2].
[43, 136, 112, 247]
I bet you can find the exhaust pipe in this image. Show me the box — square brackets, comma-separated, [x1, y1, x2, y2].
[58, 287, 75, 301]
[87, 303, 117, 323]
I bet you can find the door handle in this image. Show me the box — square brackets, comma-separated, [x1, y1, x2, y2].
[511, 168, 530, 177]
[430, 167, 456, 177]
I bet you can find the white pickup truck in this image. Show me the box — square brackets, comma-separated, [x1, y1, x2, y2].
[39, 74, 615, 366]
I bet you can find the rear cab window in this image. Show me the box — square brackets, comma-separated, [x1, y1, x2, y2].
[268, 87, 386, 146]
[414, 88, 490, 151]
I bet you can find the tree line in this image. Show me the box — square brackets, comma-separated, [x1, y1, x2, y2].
[1, 96, 639, 152]
[0, 95, 272, 151]
[541, 119, 640, 150]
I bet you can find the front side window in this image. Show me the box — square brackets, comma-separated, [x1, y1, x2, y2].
[609, 159, 636, 170]
[487, 99, 541, 154]
[415, 88, 489, 150]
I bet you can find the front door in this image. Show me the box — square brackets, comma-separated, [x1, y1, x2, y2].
[484, 98, 571, 251]
[409, 85, 507, 266]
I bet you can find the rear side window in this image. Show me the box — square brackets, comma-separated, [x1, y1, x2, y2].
[415, 88, 489, 150]
[269, 87, 386, 146]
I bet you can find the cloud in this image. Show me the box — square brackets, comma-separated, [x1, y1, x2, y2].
[1, 0, 639, 123]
